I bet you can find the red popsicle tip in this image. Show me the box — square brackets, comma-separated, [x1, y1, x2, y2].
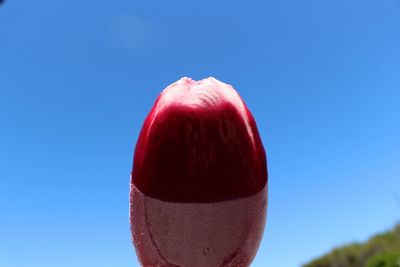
[131, 77, 267, 203]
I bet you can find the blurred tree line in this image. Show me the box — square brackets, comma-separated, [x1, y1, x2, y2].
[303, 225, 400, 267]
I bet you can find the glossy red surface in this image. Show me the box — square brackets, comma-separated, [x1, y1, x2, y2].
[131, 77, 267, 203]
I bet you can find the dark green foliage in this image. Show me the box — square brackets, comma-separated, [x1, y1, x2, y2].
[366, 252, 400, 267]
[303, 225, 400, 267]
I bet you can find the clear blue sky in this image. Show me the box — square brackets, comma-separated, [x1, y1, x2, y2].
[1, 0, 400, 266]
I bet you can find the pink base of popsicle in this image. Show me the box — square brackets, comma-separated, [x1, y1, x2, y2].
[130, 183, 267, 267]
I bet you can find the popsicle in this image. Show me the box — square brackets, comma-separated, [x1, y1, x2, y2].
[130, 77, 268, 267]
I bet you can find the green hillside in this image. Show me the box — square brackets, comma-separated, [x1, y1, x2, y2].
[302, 224, 400, 267]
